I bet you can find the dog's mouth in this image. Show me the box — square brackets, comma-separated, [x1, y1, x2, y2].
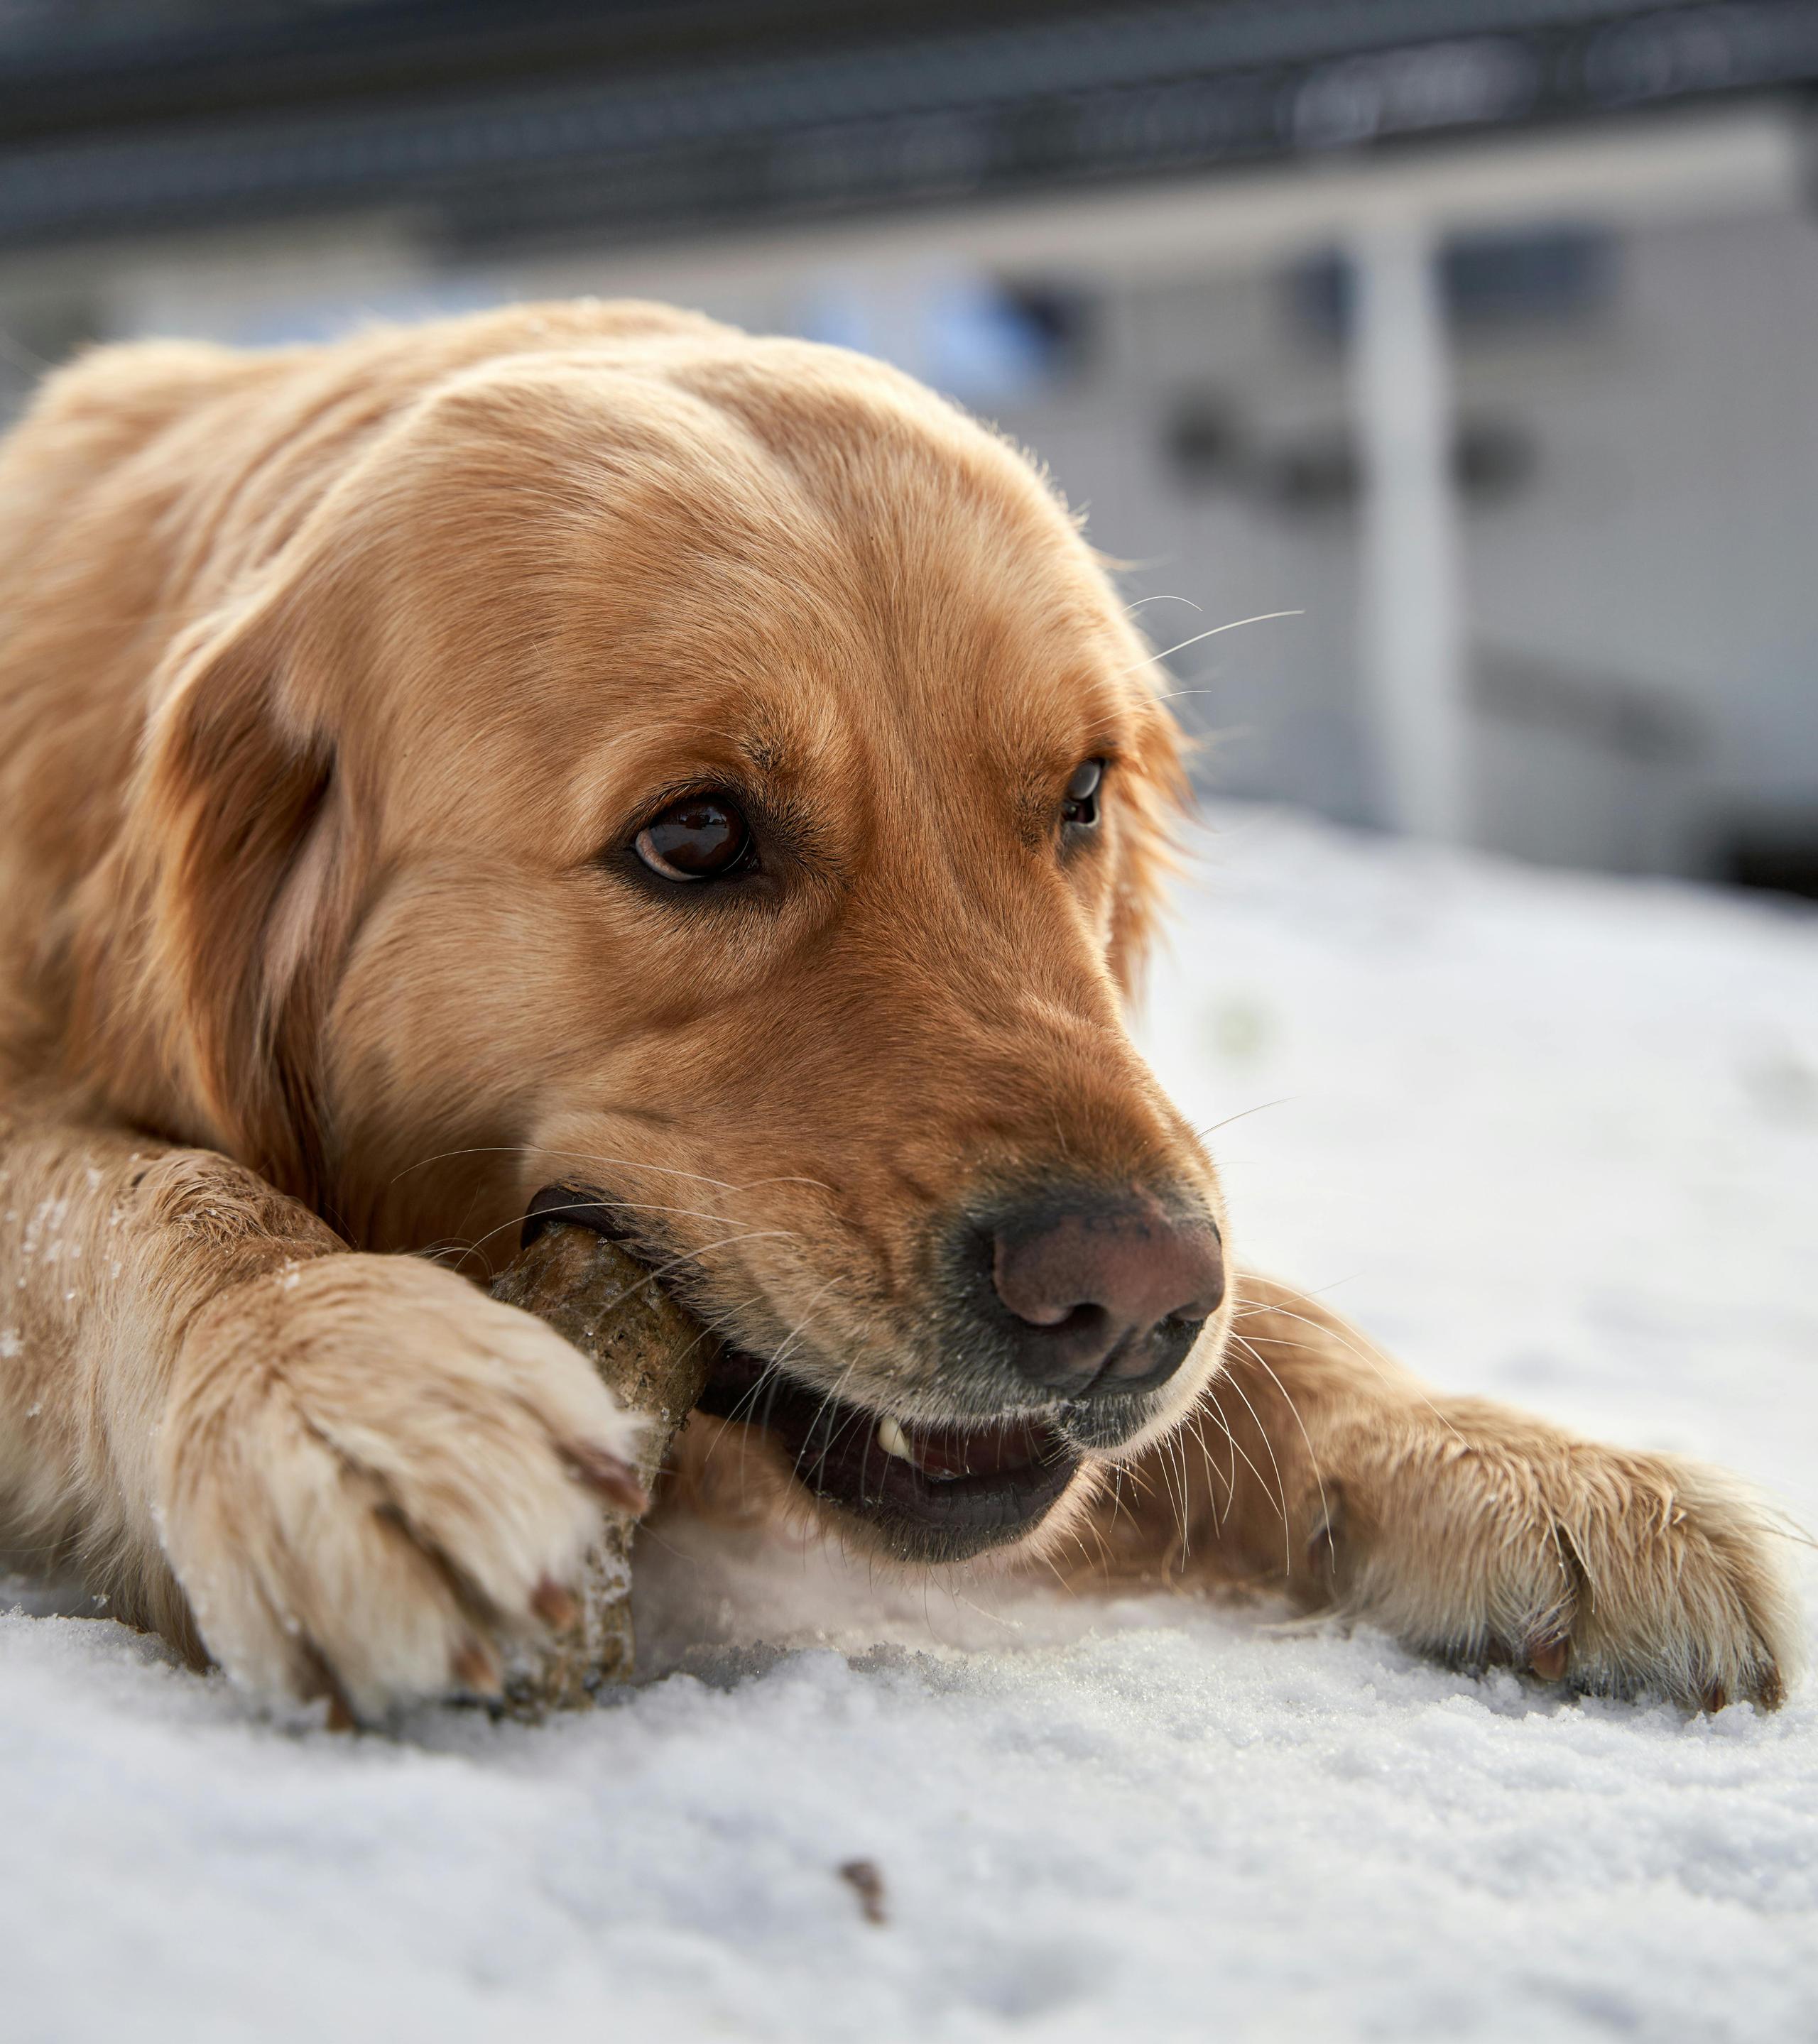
[696, 1348, 1082, 1561]
[522, 1186, 1084, 1561]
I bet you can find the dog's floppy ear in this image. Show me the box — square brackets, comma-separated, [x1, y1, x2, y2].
[1106, 677, 1193, 1001]
[80, 577, 354, 1202]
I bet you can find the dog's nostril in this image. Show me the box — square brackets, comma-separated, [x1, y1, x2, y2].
[986, 1195, 1224, 1399]
[1047, 1301, 1111, 1346]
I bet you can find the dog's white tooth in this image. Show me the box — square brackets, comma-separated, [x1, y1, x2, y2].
[877, 1416, 914, 1462]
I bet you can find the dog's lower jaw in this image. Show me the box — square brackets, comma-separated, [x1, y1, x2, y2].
[694, 1351, 1086, 1564]
[682, 1319, 1230, 1565]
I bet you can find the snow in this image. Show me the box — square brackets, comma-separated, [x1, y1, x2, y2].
[5, 805, 1816, 2043]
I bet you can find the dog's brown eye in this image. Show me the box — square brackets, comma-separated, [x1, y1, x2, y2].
[1062, 759, 1104, 830]
[634, 795, 753, 882]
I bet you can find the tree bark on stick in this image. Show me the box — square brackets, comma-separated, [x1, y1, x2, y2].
[489, 1221, 715, 1710]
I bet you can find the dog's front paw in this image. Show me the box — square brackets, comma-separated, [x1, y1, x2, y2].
[157, 1255, 645, 1721]
[1322, 1401, 1802, 1710]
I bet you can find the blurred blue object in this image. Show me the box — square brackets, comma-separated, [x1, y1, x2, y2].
[795, 273, 1077, 406]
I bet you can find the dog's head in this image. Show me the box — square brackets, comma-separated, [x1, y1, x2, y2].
[97, 310, 1229, 1563]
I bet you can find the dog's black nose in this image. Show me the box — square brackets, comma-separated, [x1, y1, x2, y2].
[988, 1193, 1224, 1399]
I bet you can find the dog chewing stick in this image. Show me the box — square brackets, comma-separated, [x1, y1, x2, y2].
[489, 1220, 717, 1710]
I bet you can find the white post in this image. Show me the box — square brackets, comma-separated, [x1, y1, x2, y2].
[1349, 213, 1469, 842]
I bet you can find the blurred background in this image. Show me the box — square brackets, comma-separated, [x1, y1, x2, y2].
[4, 0, 1818, 892]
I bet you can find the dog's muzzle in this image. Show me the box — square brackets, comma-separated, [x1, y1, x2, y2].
[522, 1177, 1219, 1563]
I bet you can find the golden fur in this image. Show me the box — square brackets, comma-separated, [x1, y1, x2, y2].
[0, 301, 1797, 1720]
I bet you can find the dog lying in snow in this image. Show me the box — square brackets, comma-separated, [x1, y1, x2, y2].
[0, 302, 1797, 1721]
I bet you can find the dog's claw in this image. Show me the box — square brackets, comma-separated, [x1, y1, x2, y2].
[530, 1577, 580, 1631]
[566, 1441, 648, 1516]
[452, 1638, 503, 1697]
[1529, 1636, 1569, 1682]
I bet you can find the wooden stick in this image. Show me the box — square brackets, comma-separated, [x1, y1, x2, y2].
[489, 1220, 715, 1710]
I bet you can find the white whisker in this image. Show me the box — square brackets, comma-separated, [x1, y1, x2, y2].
[1122, 610, 1304, 677]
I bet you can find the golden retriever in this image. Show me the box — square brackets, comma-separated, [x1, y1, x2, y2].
[0, 301, 1797, 1722]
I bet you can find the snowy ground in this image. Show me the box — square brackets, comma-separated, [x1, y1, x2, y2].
[6, 806, 1816, 2044]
